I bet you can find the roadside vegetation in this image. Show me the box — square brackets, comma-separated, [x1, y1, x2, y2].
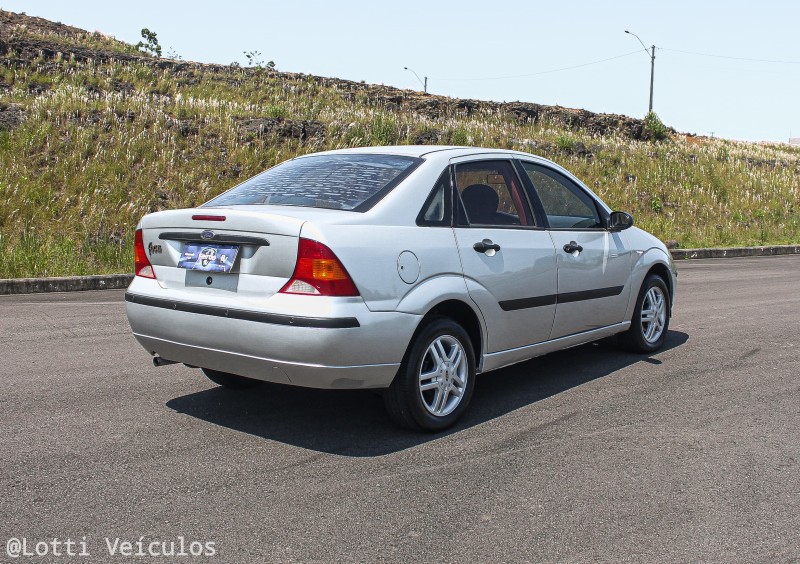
[1, 11, 798, 278]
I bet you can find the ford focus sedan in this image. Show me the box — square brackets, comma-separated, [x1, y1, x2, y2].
[125, 146, 676, 431]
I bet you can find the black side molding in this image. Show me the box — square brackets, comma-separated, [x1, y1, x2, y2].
[499, 294, 557, 311]
[158, 232, 270, 246]
[557, 285, 624, 304]
[125, 292, 360, 329]
[499, 286, 624, 311]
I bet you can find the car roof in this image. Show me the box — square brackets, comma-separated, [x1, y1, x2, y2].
[297, 145, 536, 159]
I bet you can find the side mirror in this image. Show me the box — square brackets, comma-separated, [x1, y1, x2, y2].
[609, 211, 634, 231]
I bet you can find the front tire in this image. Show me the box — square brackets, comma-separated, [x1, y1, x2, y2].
[619, 274, 670, 353]
[384, 317, 476, 432]
[201, 368, 261, 389]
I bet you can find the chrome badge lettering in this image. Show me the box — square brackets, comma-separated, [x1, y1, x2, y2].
[148, 242, 163, 255]
[201, 230, 215, 240]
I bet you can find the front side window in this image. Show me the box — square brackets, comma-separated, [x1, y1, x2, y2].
[205, 154, 421, 211]
[453, 160, 533, 227]
[520, 162, 602, 229]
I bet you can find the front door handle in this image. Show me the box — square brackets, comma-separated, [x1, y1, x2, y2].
[563, 241, 584, 254]
[473, 239, 501, 254]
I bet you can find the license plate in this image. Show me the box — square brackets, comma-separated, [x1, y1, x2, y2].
[177, 242, 239, 273]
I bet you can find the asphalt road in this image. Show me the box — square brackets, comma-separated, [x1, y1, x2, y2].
[1, 256, 798, 563]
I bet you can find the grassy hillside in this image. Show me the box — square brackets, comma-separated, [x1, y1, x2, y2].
[1, 10, 798, 278]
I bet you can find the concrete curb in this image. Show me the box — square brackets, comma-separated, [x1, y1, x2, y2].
[0, 274, 134, 295]
[670, 245, 800, 260]
[0, 245, 798, 295]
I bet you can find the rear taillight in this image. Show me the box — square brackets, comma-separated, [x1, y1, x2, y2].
[134, 228, 155, 279]
[280, 238, 359, 296]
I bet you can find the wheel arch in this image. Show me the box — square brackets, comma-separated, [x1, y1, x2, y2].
[395, 275, 487, 368]
[402, 299, 484, 371]
[646, 262, 674, 308]
[427, 299, 483, 363]
[624, 248, 675, 322]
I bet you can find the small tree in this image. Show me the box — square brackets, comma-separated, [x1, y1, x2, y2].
[136, 28, 162, 57]
[244, 50, 276, 70]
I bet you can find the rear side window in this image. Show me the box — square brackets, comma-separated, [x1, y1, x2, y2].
[453, 160, 534, 227]
[205, 154, 421, 211]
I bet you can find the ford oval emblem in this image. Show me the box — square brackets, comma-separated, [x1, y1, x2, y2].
[201, 230, 215, 240]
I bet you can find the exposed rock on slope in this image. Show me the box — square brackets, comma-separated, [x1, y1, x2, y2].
[0, 102, 25, 130]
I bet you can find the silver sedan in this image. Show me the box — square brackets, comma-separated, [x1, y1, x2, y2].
[125, 146, 676, 431]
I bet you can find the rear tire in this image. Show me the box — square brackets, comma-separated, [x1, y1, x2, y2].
[201, 368, 261, 389]
[384, 316, 476, 432]
[618, 274, 670, 353]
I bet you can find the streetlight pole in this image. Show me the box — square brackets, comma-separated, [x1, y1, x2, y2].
[404, 66, 428, 94]
[625, 30, 655, 113]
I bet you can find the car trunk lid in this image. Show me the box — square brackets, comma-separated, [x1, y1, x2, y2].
[137, 208, 304, 300]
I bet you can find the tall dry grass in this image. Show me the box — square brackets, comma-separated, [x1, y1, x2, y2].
[1, 46, 798, 277]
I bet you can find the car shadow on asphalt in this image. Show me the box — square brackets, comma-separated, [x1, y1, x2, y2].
[166, 330, 689, 457]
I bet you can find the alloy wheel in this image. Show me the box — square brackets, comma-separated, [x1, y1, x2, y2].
[418, 335, 468, 417]
[641, 286, 667, 344]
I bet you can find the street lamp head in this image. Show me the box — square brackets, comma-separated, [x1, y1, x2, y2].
[404, 66, 427, 93]
[625, 30, 649, 53]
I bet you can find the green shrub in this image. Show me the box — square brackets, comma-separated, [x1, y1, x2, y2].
[555, 134, 577, 151]
[642, 111, 669, 142]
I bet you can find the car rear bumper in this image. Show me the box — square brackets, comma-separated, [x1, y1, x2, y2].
[125, 282, 420, 390]
[131, 331, 401, 389]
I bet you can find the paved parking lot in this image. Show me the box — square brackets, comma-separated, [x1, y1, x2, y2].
[1, 256, 798, 562]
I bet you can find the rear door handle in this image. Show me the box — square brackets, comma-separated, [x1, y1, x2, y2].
[563, 241, 583, 254]
[473, 239, 501, 254]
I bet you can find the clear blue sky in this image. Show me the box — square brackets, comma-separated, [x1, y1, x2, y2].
[5, 1, 799, 142]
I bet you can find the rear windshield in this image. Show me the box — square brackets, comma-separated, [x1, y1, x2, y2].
[204, 154, 421, 211]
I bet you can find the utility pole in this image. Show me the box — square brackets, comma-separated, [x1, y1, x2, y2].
[404, 66, 428, 94]
[648, 45, 655, 113]
[625, 31, 656, 113]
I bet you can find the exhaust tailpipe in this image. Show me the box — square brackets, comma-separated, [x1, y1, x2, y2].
[153, 356, 178, 367]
